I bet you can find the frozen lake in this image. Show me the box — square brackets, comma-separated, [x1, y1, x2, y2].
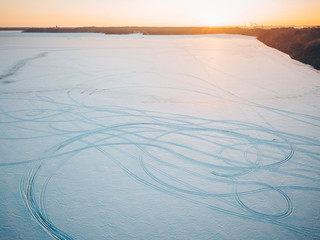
[0, 32, 320, 239]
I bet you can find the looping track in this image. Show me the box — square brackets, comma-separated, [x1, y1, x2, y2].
[1, 95, 315, 239]
[1, 34, 320, 239]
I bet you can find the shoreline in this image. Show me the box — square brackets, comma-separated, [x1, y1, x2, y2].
[1, 26, 319, 70]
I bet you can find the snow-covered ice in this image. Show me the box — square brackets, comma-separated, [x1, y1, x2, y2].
[0, 32, 320, 239]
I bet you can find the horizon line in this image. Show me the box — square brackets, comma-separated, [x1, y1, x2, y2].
[1, 24, 320, 29]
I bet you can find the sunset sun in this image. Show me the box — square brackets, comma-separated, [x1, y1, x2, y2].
[198, 9, 235, 26]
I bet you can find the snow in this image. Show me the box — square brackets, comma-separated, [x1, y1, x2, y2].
[0, 31, 320, 240]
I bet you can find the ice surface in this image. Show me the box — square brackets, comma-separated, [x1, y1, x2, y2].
[0, 32, 320, 240]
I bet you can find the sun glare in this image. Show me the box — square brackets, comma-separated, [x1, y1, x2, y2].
[0, 0, 319, 27]
[189, 1, 241, 26]
[200, 11, 234, 26]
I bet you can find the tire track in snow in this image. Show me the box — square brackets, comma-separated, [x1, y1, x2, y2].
[0, 95, 317, 239]
[0, 52, 47, 83]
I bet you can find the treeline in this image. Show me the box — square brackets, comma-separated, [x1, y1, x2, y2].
[256, 28, 320, 70]
[23, 26, 320, 70]
[0, 27, 28, 31]
[23, 26, 253, 35]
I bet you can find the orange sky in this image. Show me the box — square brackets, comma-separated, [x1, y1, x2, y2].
[1, 0, 320, 27]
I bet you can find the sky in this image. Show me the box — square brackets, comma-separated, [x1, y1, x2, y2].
[1, 0, 320, 27]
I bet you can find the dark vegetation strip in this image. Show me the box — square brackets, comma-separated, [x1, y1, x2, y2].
[10, 26, 320, 70]
[0, 27, 28, 31]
